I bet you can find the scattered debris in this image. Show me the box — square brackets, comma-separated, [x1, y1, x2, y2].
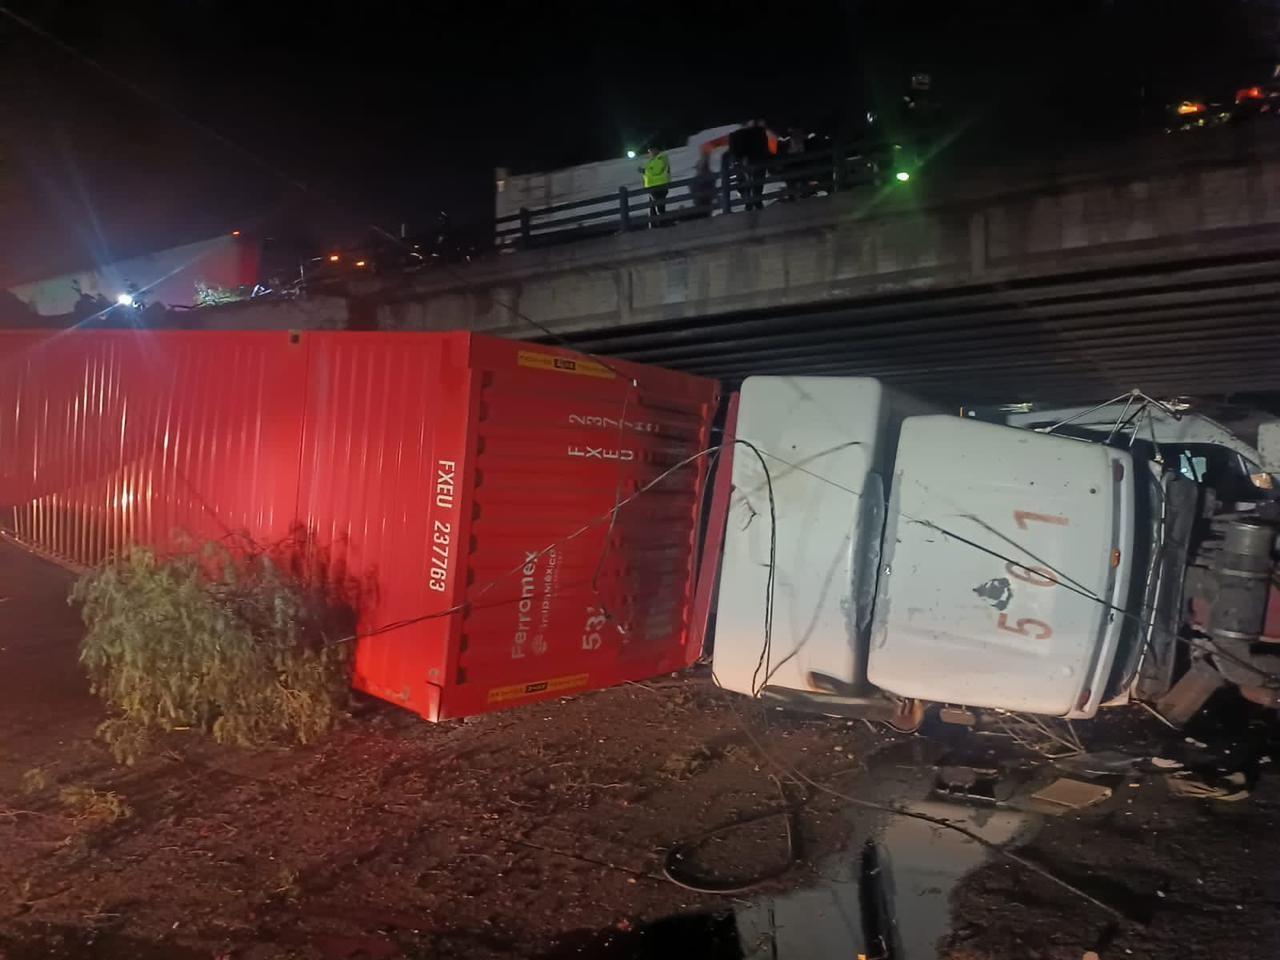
[56, 785, 132, 826]
[1030, 778, 1112, 815]
[1056, 749, 1142, 778]
[1165, 771, 1250, 802]
[19, 767, 48, 795]
[935, 765, 1006, 804]
[1153, 660, 1226, 726]
[660, 744, 722, 780]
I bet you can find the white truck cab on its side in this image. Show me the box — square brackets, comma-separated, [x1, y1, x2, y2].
[710, 376, 1280, 723]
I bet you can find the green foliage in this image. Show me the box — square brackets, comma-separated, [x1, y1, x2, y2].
[72, 543, 354, 764]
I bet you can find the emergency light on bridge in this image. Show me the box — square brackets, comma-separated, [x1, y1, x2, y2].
[116, 293, 135, 307]
[895, 171, 911, 182]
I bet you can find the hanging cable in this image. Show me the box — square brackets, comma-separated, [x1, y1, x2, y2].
[661, 775, 802, 895]
[333, 439, 777, 652]
[747, 448, 1280, 687]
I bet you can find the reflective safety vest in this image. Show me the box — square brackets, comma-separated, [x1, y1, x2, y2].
[642, 152, 671, 188]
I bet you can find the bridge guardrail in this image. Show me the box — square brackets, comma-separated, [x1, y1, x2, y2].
[494, 140, 906, 249]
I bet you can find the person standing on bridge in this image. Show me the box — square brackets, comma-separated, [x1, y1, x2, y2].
[641, 146, 671, 227]
[728, 119, 770, 210]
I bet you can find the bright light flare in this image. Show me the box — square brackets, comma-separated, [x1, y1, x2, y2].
[895, 170, 911, 182]
[328, 254, 340, 263]
[1176, 100, 1206, 115]
[116, 293, 135, 306]
[626, 149, 637, 159]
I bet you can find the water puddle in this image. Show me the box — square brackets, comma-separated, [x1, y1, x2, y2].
[735, 741, 1040, 960]
[540, 739, 1043, 959]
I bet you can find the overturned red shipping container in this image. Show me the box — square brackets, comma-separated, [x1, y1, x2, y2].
[0, 330, 719, 719]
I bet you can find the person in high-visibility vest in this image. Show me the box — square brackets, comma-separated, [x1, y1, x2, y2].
[641, 147, 671, 227]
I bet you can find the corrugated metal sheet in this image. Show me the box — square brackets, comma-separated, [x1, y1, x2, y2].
[0, 331, 306, 564]
[0, 330, 719, 720]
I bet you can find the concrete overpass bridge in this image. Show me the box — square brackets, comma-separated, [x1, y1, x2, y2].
[235, 126, 1280, 403]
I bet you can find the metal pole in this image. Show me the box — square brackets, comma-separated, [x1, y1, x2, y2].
[619, 186, 631, 232]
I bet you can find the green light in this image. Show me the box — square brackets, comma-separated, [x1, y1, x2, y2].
[895, 170, 911, 182]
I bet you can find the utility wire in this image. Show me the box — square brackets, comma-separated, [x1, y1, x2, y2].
[340, 439, 776, 649]
[338, 444, 720, 642]
[661, 774, 802, 895]
[744, 444, 779, 698]
[335, 432, 1279, 689]
[752, 448, 1280, 688]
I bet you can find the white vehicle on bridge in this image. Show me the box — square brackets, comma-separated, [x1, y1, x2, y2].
[709, 379, 1280, 732]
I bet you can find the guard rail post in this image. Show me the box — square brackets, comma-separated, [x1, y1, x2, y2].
[619, 186, 631, 231]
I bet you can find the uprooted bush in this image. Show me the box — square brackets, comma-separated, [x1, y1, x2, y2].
[71, 540, 357, 764]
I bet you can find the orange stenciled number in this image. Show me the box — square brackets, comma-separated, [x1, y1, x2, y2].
[1013, 510, 1069, 530]
[1005, 561, 1057, 587]
[996, 612, 1053, 640]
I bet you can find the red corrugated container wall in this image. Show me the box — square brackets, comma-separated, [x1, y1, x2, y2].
[0, 330, 719, 719]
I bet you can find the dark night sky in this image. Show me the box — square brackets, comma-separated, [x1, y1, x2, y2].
[2, 0, 1277, 286]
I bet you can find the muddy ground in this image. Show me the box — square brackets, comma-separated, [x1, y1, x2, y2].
[0, 541, 882, 959]
[939, 707, 1280, 960]
[2, 537, 1280, 959]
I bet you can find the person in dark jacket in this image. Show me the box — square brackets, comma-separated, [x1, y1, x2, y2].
[779, 125, 811, 201]
[728, 119, 770, 210]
